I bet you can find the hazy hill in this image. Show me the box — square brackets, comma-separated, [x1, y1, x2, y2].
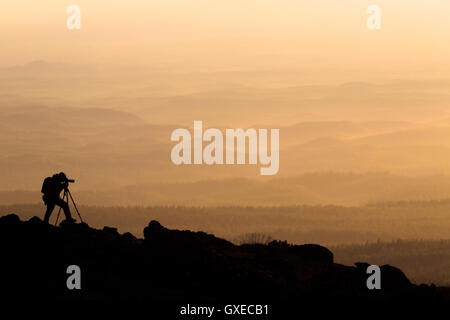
[3, 200, 450, 246]
[2, 61, 450, 126]
[3, 62, 450, 204]
[4, 103, 450, 192]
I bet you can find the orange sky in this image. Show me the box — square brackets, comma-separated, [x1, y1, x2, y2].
[1, 0, 449, 78]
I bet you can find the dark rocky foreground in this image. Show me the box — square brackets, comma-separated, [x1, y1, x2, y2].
[0, 214, 448, 314]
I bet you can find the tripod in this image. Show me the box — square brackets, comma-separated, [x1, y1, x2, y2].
[55, 188, 83, 225]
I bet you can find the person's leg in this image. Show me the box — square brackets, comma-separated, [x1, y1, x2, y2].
[54, 197, 73, 221]
[44, 202, 55, 223]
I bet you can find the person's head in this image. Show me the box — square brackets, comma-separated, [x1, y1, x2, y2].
[58, 172, 68, 182]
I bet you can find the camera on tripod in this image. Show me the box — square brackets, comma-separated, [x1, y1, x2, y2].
[56, 178, 83, 225]
[60, 178, 75, 189]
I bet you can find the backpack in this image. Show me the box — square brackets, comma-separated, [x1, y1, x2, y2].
[41, 176, 52, 194]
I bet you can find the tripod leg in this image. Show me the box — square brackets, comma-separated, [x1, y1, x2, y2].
[67, 189, 83, 223]
[55, 206, 62, 226]
[55, 190, 67, 226]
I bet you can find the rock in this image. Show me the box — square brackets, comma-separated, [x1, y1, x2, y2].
[380, 264, 412, 291]
[28, 216, 43, 224]
[144, 220, 233, 250]
[292, 244, 334, 265]
[0, 213, 20, 225]
[121, 232, 137, 242]
[103, 226, 119, 239]
[355, 262, 412, 291]
[0, 214, 446, 305]
[144, 220, 166, 238]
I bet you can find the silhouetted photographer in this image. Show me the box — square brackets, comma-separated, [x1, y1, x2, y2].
[41, 172, 78, 224]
